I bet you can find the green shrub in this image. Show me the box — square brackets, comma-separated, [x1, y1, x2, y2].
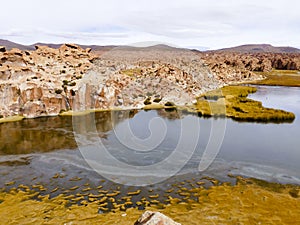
[55, 89, 63, 94]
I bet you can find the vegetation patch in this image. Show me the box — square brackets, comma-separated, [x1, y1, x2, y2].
[143, 97, 152, 105]
[191, 86, 295, 123]
[250, 70, 300, 87]
[153, 98, 162, 103]
[1, 177, 300, 224]
[55, 89, 63, 94]
[164, 101, 175, 107]
[120, 68, 143, 77]
[0, 116, 24, 124]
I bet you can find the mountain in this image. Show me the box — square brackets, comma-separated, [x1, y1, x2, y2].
[0, 39, 116, 52]
[1, 39, 300, 54]
[0, 39, 35, 50]
[216, 44, 300, 53]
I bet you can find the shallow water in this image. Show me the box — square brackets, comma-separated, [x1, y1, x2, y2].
[0, 86, 300, 193]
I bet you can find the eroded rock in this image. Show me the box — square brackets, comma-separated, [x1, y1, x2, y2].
[0, 44, 98, 118]
[198, 51, 300, 78]
[0, 44, 277, 119]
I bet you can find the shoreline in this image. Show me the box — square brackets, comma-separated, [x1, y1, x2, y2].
[0, 86, 295, 124]
[0, 115, 24, 124]
[0, 73, 297, 124]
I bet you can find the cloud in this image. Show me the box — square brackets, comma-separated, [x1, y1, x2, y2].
[1, 0, 300, 49]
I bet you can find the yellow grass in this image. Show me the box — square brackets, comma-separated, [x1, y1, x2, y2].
[251, 70, 300, 87]
[1, 177, 299, 225]
[191, 86, 295, 123]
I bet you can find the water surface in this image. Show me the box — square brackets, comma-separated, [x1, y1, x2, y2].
[0, 86, 300, 192]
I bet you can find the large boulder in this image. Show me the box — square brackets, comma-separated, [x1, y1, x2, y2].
[134, 211, 181, 225]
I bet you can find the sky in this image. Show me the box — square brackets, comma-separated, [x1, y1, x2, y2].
[1, 0, 300, 50]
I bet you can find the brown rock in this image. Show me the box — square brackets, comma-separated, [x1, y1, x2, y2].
[134, 211, 181, 225]
[22, 101, 46, 118]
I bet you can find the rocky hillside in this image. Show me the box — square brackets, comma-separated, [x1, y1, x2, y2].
[197, 44, 300, 74]
[0, 44, 262, 119]
[0, 39, 35, 51]
[0, 39, 114, 52]
[0, 44, 97, 118]
[217, 44, 300, 53]
[198, 52, 300, 77]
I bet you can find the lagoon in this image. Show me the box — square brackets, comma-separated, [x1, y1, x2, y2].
[0, 85, 300, 193]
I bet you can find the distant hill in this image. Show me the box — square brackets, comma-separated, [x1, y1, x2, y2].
[0, 39, 35, 50]
[0, 39, 116, 52]
[216, 44, 300, 53]
[0, 39, 184, 54]
[1, 39, 300, 54]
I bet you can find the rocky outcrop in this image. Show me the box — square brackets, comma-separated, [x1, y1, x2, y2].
[134, 211, 181, 225]
[198, 52, 300, 79]
[0, 45, 264, 119]
[270, 53, 300, 70]
[76, 47, 262, 111]
[83, 50, 217, 109]
[0, 44, 97, 118]
[217, 44, 300, 53]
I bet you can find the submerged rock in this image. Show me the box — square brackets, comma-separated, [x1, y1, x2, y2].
[134, 211, 181, 225]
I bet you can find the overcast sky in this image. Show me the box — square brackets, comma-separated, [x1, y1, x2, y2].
[1, 0, 300, 50]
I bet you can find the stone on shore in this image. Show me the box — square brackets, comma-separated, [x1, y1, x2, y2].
[134, 211, 181, 225]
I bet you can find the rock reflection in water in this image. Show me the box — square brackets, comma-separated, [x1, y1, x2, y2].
[0, 109, 141, 155]
[0, 116, 76, 154]
[156, 108, 183, 120]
